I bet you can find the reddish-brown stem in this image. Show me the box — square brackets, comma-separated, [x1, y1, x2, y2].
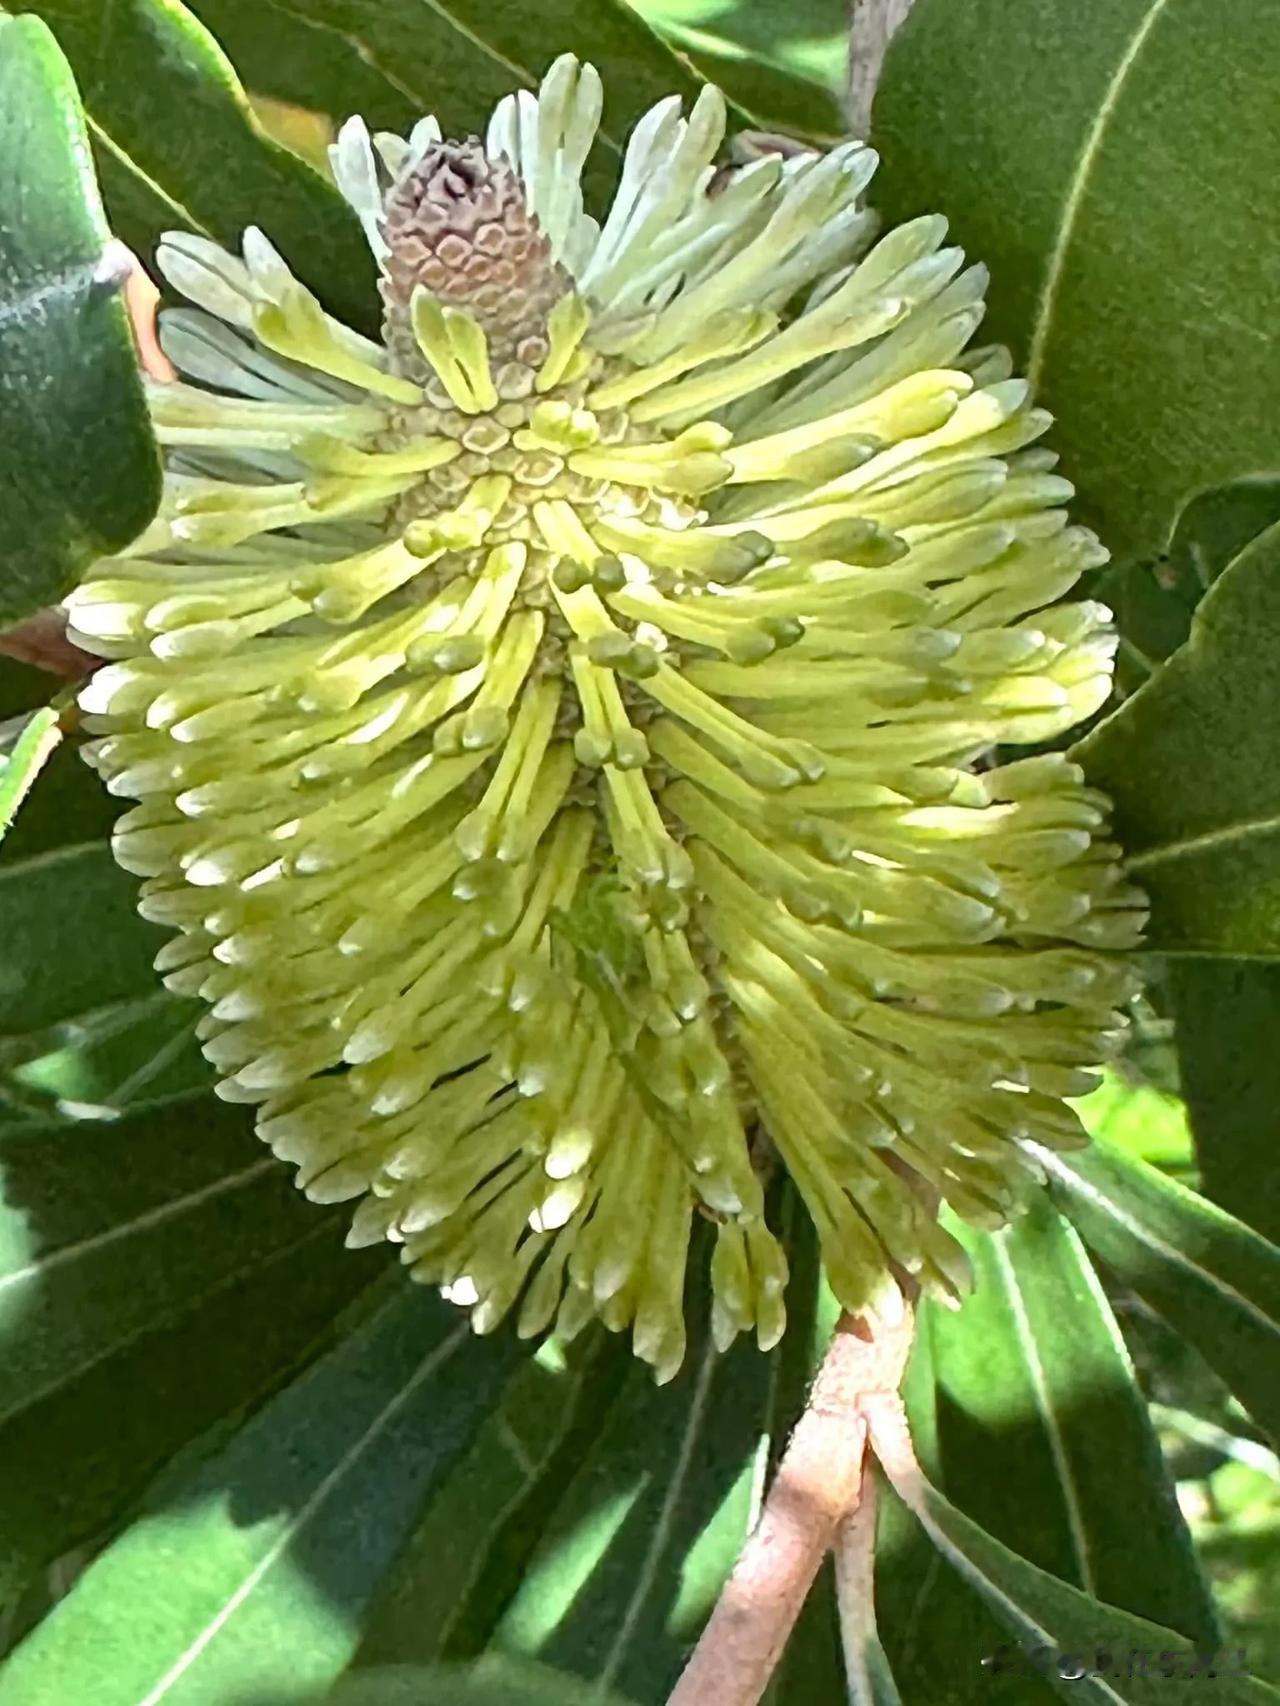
[667, 1295, 915, 1706]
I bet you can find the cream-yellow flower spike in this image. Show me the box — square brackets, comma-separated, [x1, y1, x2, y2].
[70, 56, 1145, 1382]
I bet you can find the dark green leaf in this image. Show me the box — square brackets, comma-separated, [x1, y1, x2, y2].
[0, 1282, 522, 1705]
[492, 1291, 772, 1699]
[7, 990, 207, 1117]
[1099, 480, 1280, 1244]
[0, 14, 159, 624]
[351, 1334, 631, 1668]
[1035, 1136, 1280, 1447]
[871, 0, 1280, 567]
[876, 1316, 1059, 1706]
[628, 0, 848, 141]
[925, 1199, 1215, 1640]
[875, 1197, 1214, 1706]
[880, 1462, 1279, 1704]
[0, 1091, 383, 1599]
[1171, 961, 1280, 1244]
[0, 707, 61, 844]
[1102, 476, 1280, 701]
[183, 0, 741, 214]
[243, 1656, 637, 1705]
[0, 716, 211, 1111]
[1076, 521, 1280, 957]
[19, 0, 376, 330]
[0, 745, 164, 1043]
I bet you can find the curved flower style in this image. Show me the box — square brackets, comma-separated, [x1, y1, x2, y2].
[69, 58, 1145, 1380]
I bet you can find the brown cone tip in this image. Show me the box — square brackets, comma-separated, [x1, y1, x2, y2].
[380, 140, 570, 375]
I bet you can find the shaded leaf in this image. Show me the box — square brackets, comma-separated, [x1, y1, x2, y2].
[871, 0, 1280, 567]
[0, 1282, 522, 1705]
[0, 14, 159, 624]
[7, 990, 208, 1117]
[19, 0, 375, 330]
[875, 1197, 1214, 1706]
[634, 0, 850, 113]
[0, 707, 61, 844]
[880, 1461, 1279, 1704]
[1100, 478, 1280, 1245]
[351, 1335, 631, 1668]
[0, 1091, 383, 1600]
[492, 1287, 773, 1700]
[0, 744, 164, 1044]
[1076, 521, 1280, 956]
[0, 704, 211, 1109]
[243, 1656, 638, 1705]
[927, 1200, 1215, 1640]
[1033, 1136, 1280, 1447]
[1171, 962, 1280, 1244]
[1102, 476, 1280, 701]
[876, 1317, 1059, 1706]
[183, 0, 742, 212]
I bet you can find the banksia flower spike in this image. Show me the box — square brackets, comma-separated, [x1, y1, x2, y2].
[70, 58, 1145, 1381]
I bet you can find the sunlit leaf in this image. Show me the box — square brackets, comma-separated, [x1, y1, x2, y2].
[1036, 1137, 1280, 1447]
[872, 0, 1280, 569]
[0, 14, 159, 624]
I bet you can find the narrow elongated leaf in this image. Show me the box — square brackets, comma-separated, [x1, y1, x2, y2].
[0, 740, 163, 1041]
[1099, 479, 1280, 1243]
[1032, 1137, 1280, 1447]
[627, 0, 848, 139]
[1076, 521, 1280, 957]
[0, 1283, 522, 1705]
[0, 1091, 382, 1598]
[1102, 475, 1280, 701]
[880, 1463, 1279, 1704]
[926, 1200, 1215, 1640]
[0, 14, 159, 624]
[351, 1335, 631, 1668]
[876, 1317, 1059, 1706]
[307, 1209, 836, 1703]
[0, 707, 61, 843]
[19, 0, 375, 329]
[0, 710, 211, 1108]
[871, 0, 1280, 567]
[245, 1657, 637, 1706]
[1171, 962, 1280, 1243]
[494, 1292, 774, 1700]
[634, 0, 850, 107]
[183, 0, 740, 211]
[640, 32, 846, 143]
[875, 1198, 1213, 1705]
[8, 991, 207, 1118]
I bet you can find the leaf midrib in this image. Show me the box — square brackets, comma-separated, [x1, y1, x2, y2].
[1026, 1141, 1280, 1340]
[132, 1318, 471, 1706]
[990, 1235, 1097, 1597]
[0, 1154, 276, 1296]
[1026, 0, 1177, 385]
[1126, 809, 1280, 873]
